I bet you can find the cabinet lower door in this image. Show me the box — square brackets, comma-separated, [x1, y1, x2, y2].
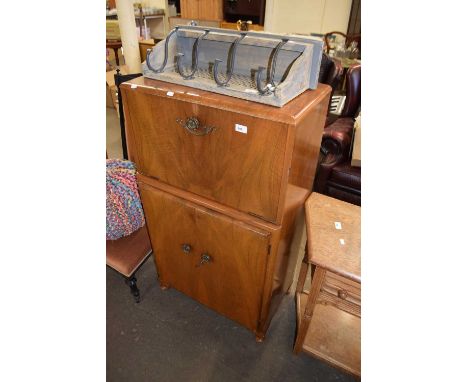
[139, 182, 271, 332]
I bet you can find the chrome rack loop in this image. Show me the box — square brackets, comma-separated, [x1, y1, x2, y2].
[146, 27, 178, 73]
[213, 33, 247, 87]
[176, 29, 210, 80]
[255, 38, 289, 95]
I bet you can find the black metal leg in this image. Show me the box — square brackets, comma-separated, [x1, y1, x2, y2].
[114, 71, 142, 160]
[125, 275, 141, 303]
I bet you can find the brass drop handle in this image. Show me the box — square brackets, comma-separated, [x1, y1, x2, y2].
[176, 117, 216, 136]
[196, 252, 212, 267]
[338, 289, 348, 299]
[181, 243, 192, 254]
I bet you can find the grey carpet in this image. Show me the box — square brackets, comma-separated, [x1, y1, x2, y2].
[107, 255, 356, 382]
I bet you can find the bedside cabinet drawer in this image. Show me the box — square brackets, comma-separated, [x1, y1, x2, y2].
[139, 181, 272, 331]
[319, 272, 361, 317]
[123, 88, 291, 224]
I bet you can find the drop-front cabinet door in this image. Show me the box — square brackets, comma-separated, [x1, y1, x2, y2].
[139, 182, 271, 332]
[124, 89, 291, 224]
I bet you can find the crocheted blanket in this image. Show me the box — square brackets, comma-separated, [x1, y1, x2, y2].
[106, 159, 145, 240]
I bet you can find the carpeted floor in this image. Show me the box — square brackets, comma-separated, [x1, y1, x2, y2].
[107, 255, 356, 382]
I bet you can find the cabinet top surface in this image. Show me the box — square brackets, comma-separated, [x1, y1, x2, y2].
[305, 193, 361, 282]
[121, 77, 331, 124]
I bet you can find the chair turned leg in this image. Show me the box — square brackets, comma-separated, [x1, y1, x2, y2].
[113, 47, 120, 67]
[126, 276, 141, 303]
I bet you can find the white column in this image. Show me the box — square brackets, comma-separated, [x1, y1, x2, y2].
[116, 0, 141, 73]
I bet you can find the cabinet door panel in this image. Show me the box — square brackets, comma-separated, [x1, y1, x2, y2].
[125, 91, 290, 223]
[180, 0, 199, 19]
[140, 182, 271, 331]
[199, 0, 223, 20]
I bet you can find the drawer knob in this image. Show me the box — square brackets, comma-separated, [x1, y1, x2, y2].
[196, 253, 212, 267]
[181, 243, 192, 254]
[176, 117, 216, 136]
[338, 289, 348, 299]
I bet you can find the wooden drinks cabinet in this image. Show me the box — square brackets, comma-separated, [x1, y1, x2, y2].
[121, 77, 331, 340]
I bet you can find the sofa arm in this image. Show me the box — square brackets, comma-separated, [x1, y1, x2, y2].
[327, 58, 344, 92]
[314, 117, 355, 193]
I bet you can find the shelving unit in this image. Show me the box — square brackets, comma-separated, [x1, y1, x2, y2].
[135, 13, 166, 40]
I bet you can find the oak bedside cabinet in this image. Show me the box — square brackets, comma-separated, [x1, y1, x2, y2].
[121, 77, 331, 341]
[294, 193, 361, 376]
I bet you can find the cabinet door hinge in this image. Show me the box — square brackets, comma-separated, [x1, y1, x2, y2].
[267, 244, 271, 255]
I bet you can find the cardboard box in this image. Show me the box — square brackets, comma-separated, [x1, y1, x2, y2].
[351, 114, 361, 167]
[106, 66, 129, 112]
[106, 20, 121, 40]
[139, 39, 156, 62]
[106, 83, 114, 108]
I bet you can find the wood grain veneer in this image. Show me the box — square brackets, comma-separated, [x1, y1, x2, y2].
[181, 0, 223, 21]
[138, 176, 309, 339]
[121, 78, 330, 224]
[139, 182, 270, 331]
[180, 0, 199, 19]
[122, 78, 329, 340]
[124, 89, 291, 223]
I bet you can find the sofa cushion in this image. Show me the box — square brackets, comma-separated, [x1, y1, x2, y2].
[329, 164, 361, 192]
[327, 186, 361, 206]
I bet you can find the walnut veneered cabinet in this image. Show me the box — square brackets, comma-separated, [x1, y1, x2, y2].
[121, 77, 331, 340]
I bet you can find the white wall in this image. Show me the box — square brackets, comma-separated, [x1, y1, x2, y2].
[321, 0, 353, 33]
[264, 0, 352, 35]
[140, 0, 167, 9]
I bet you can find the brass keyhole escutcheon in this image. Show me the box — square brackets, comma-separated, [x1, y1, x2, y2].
[197, 253, 212, 267]
[185, 117, 199, 131]
[181, 243, 192, 254]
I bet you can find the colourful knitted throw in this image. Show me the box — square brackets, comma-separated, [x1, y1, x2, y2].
[106, 159, 145, 240]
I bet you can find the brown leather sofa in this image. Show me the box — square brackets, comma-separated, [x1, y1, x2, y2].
[318, 53, 343, 93]
[318, 53, 344, 121]
[314, 64, 361, 206]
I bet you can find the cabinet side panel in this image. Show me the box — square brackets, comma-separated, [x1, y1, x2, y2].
[289, 86, 331, 189]
[121, 88, 138, 163]
[257, 185, 310, 337]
